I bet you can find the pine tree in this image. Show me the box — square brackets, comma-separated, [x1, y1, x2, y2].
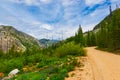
[90, 32, 96, 46]
[86, 31, 91, 46]
[74, 25, 84, 46]
[110, 10, 120, 50]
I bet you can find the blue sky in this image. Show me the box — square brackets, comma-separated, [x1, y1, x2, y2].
[0, 0, 120, 39]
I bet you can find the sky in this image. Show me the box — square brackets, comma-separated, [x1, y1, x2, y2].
[0, 0, 120, 39]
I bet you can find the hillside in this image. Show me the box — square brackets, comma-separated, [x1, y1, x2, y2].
[0, 25, 41, 53]
[93, 8, 120, 30]
[83, 8, 120, 51]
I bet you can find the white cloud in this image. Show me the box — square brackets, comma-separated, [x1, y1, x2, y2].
[31, 21, 41, 25]
[10, 0, 22, 3]
[2, 0, 120, 39]
[10, 0, 39, 5]
[5, 16, 18, 22]
[82, 24, 96, 32]
[0, 22, 5, 25]
[85, 0, 104, 6]
[25, 0, 37, 5]
[65, 27, 78, 38]
[60, 0, 81, 25]
[90, 8, 109, 17]
[10, 0, 52, 5]
[110, 0, 120, 10]
[61, 0, 74, 7]
[30, 21, 53, 30]
[52, 25, 78, 39]
[40, 0, 52, 4]
[110, 0, 119, 3]
[41, 24, 53, 30]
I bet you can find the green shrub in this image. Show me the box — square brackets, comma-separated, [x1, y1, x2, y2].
[11, 72, 47, 80]
[47, 66, 59, 74]
[0, 57, 26, 73]
[26, 55, 36, 63]
[54, 42, 86, 57]
[37, 61, 47, 68]
[0, 51, 4, 57]
[50, 74, 65, 80]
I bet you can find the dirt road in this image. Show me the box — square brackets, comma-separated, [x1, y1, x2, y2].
[65, 47, 120, 80]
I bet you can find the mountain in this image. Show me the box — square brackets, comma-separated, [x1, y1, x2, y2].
[84, 8, 120, 50]
[0, 25, 41, 53]
[39, 38, 59, 47]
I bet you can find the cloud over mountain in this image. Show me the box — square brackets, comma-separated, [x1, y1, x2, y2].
[0, 0, 120, 39]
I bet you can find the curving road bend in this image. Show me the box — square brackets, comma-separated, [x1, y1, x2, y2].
[87, 47, 120, 80]
[65, 47, 120, 80]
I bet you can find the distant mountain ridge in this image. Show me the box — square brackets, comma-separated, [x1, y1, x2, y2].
[39, 38, 59, 47]
[0, 25, 41, 53]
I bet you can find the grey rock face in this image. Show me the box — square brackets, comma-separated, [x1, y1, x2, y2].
[0, 25, 41, 53]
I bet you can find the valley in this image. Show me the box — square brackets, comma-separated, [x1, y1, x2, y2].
[0, 1, 120, 80]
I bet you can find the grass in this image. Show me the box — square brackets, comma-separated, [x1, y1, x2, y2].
[95, 47, 120, 55]
[10, 56, 78, 80]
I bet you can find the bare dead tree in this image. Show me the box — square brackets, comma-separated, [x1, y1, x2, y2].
[109, 5, 112, 16]
[116, 4, 119, 9]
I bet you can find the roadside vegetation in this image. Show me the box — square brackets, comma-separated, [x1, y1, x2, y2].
[0, 39, 86, 80]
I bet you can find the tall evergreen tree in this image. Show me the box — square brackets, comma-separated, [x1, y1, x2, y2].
[74, 25, 84, 46]
[86, 31, 91, 46]
[90, 32, 96, 46]
[95, 8, 120, 51]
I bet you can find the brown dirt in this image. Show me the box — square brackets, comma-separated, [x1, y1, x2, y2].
[65, 47, 120, 80]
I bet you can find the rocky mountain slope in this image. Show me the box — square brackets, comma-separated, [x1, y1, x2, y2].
[39, 38, 59, 47]
[0, 25, 41, 53]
